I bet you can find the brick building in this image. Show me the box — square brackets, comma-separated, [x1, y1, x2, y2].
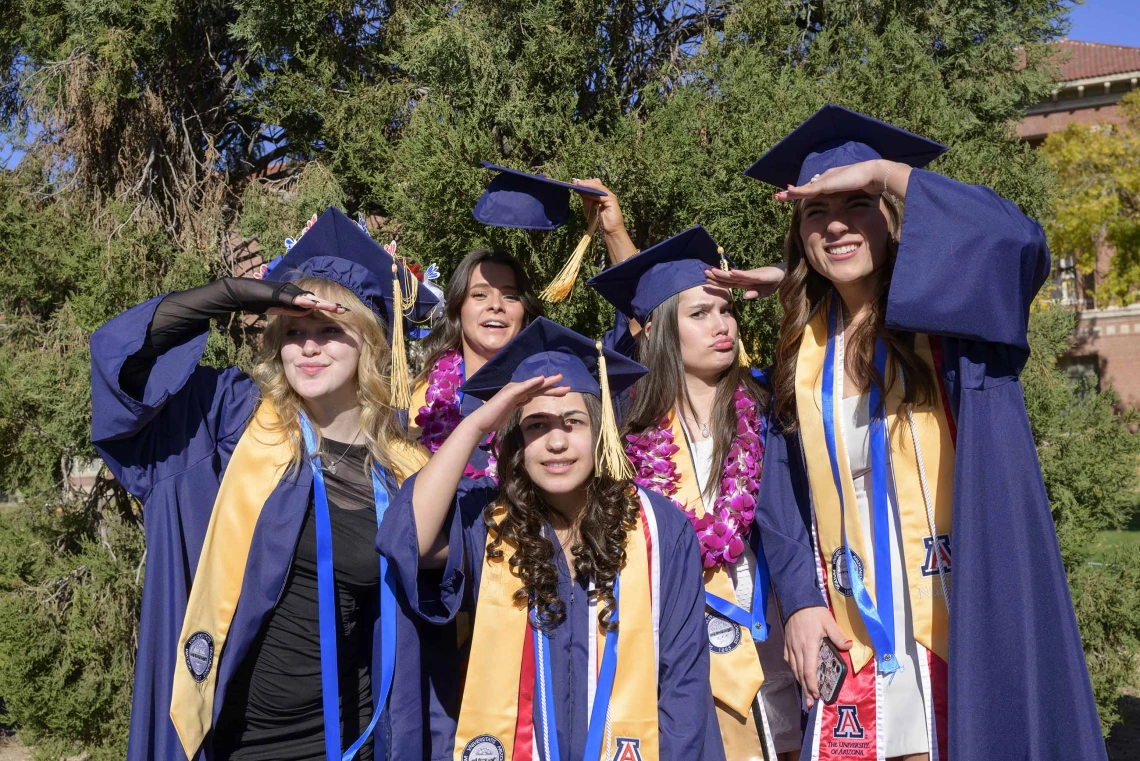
[1017, 39, 1140, 406]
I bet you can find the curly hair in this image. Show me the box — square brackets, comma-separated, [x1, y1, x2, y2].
[772, 195, 936, 431]
[483, 393, 640, 631]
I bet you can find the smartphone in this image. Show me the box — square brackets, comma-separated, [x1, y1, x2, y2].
[817, 637, 848, 705]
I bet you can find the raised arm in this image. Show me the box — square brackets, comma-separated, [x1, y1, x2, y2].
[410, 374, 567, 561]
[90, 278, 339, 497]
[886, 169, 1050, 353]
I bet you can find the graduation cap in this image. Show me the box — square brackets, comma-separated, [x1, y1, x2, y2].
[473, 161, 608, 303]
[262, 206, 440, 408]
[743, 104, 947, 189]
[461, 317, 647, 480]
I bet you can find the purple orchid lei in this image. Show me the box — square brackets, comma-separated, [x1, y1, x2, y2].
[414, 348, 497, 482]
[624, 385, 764, 568]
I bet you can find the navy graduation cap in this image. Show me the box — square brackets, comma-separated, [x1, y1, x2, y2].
[473, 161, 606, 231]
[743, 104, 947, 189]
[264, 207, 439, 330]
[461, 317, 646, 480]
[461, 317, 646, 401]
[587, 225, 730, 324]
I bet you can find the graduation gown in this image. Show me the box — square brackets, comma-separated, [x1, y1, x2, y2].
[378, 474, 727, 761]
[756, 170, 1106, 760]
[90, 296, 439, 761]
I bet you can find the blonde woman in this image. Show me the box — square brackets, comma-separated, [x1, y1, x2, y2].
[91, 208, 438, 761]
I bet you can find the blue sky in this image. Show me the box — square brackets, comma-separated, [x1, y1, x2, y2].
[1068, 0, 1140, 46]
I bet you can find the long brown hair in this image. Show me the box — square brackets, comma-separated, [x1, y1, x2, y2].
[772, 196, 936, 431]
[252, 276, 427, 481]
[483, 394, 640, 631]
[621, 292, 769, 502]
[415, 249, 544, 385]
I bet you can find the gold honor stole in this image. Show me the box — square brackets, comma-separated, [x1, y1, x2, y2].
[170, 402, 293, 759]
[407, 379, 429, 442]
[794, 295, 954, 673]
[455, 495, 660, 761]
[666, 413, 767, 759]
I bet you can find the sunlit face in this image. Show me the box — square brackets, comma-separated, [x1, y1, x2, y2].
[519, 392, 596, 499]
[798, 191, 893, 286]
[674, 284, 738, 381]
[460, 262, 527, 362]
[279, 313, 361, 403]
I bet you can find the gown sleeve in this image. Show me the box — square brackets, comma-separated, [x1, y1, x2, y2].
[886, 169, 1051, 355]
[602, 310, 638, 360]
[652, 493, 726, 761]
[378, 472, 497, 624]
[90, 279, 303, 501]
[755, 421, 828, 621]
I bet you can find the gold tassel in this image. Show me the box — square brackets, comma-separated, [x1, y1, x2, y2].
[738, 340, 751, 368]
[540, 209, 601, 303]
[594, 340, 635, 481]
[389, 261, 412, 410]
[717, 245, 730, 272]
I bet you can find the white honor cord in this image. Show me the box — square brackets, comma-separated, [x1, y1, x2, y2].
[906, 408, 951, 614]
[537, 628, 553, 761]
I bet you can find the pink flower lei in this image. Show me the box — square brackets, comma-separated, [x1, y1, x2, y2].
[624, 385, 765, 568]
[414, 348, 497, 482]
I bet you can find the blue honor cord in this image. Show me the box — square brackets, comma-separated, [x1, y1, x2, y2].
[702, 539, 771, 641]
[535, 576, 621, 761]
[300, 415, 398, 761]
[821, 297, 899, 675]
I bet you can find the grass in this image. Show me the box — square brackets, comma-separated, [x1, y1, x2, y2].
[1089, 511, 1140, 564]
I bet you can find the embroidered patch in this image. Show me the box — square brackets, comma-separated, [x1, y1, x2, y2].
[830, 547, 865, 598]
[184, 631, 214, 683]
[705, 612, 742, 654]
[833, 704, 865, 739]
[921, 533, 953, 577]
[462, 735, 505, 761]
[613, 737, 644, 761]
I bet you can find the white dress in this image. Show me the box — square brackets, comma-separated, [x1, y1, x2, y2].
[841, 394, 929, 757]
[688, 435, 802, 755]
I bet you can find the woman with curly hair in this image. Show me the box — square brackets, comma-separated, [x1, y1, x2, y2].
[380, 317, 724, 761]
[91, 208, 440, 761]
[711, 105, 1104, 761]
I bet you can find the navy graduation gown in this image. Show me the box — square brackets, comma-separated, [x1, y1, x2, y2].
[757, 170, 1105, 760]
[378, 475, 727, 761]
[90, 296, 435, 761]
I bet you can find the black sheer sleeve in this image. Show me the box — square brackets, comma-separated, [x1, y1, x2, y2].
[118, 278, 307, 399]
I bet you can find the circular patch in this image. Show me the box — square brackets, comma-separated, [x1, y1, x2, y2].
[462, 735, 506, 761]
[705, 612, 742, 654]
[184, 631, 214, 683]
[831, 548, 865, 598]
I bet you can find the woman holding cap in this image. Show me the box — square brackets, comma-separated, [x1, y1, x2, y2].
[586, 220, 796, 761]
[91, 208, 440, 761]
[409, 163, 610, 480]
[380, 317, 724, 761]
[711, 105, 1104, 761]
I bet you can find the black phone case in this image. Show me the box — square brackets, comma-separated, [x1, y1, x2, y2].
[817, 637, 849, 705]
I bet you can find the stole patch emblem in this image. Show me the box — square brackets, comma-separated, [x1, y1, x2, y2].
[184, 631, 214, 683]
[462, 735, 505, 761]
[705, 612, 742, 654]
[830, 547, 865, 598]
[613, 737, 644, 761]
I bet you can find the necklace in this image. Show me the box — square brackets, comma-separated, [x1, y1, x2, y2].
[682, 411, 710, 439]
[323, 429, 362, 475]
[625, 386, 765, 568]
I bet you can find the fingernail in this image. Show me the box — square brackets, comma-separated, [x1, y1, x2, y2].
[786, 184, 793, 189]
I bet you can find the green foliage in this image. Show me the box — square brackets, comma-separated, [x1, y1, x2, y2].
[1, 0, 1138, 753]
[1040, 91, 1140, 306]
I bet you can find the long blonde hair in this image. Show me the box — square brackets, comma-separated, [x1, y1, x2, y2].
[251, 276, 427, 482]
